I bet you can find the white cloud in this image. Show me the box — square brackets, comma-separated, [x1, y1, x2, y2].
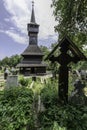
[5, 30, 27, 44]
[0, 29, 27, 44]
[3, 0, 57, 44]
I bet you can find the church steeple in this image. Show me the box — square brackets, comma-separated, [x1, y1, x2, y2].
[17, 1, 46, 76]
[27, 1, 39, 45]
[30, 1, 35, 23]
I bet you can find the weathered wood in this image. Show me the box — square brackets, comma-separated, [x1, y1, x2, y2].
[46, 36, 87, 104]
[58, 65, 68, 104]
[17, 2, 46, 76]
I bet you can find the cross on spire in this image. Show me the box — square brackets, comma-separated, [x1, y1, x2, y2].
[30, 0, 35, 23]
[32, 1, 34, 7]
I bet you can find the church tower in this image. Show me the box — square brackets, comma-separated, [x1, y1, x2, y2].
[17, 2, 46, 76]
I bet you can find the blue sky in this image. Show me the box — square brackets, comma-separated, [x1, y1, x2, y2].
[0, 0, 57, 60]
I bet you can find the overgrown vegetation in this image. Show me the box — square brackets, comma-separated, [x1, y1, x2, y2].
[0, 87, 34, 130]
[18, 75, 32, 87]
[39, 80, 87, 130]
[0, 77, 87, 130]
[39, 104, 87, 130]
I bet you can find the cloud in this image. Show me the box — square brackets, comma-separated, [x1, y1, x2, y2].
[0, 29, 27, 44]
[4, 18, 10, 22]
[3, 0, 57, 44]
[3, 0, 30, 34]
[5, 30, 27, 44]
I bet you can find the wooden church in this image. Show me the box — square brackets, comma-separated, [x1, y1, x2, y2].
[17, 2, 46, 76]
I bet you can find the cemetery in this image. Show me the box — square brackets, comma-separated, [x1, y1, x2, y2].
[0, 0, 87, 130]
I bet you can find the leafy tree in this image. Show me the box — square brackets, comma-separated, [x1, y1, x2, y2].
[40, 45, 52, 70]
[10, 55, 22, 67]
[40, 45, 50, 59]
[0, 57, 10, 67]
[51, 0, 87, 48]
[0, 54, 22, 68]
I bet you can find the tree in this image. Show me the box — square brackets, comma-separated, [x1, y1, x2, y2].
[0, 57, 10, 67]
[40, 45, 50, 59]
[10, 55, 22, 67]
[0, 55, 22, 68]
[51, 0, 87, 48]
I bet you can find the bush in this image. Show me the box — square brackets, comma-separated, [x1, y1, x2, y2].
[39, 104, 87, 130]
[41, 79, 58, 108]
[0, 87, 34, 130]
[39, 80, 87, 130]
[0, 78, 87, 130]
[18, 75, 32, 87]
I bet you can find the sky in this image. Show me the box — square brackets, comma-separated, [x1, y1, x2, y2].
[0, 0, 58, 60]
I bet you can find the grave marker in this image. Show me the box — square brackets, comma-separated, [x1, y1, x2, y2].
[5, 75, 18, 89]
[46, 36, 87, 104]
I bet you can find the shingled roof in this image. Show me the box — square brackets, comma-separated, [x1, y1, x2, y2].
[22, 44, 43, 56]
[17, 1, 47, 76]
[45, 36, 87, 61]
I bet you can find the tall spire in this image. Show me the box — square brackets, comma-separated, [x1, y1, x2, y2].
[30, 1, 36, 23]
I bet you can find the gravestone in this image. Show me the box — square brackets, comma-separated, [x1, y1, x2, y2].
[5, 75, 18, 89]
[69, 79, 86, 105]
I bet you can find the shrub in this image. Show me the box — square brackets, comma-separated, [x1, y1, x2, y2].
[39, 104, 87, 130]
[0, 87, 34, 130]
[18, 75, 32, 87]
[41, 79, 58, 108]
[39, 80, 87, 130]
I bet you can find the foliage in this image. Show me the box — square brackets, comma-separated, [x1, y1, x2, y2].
[41, 78, 58, 108]
[39, 103, 87, 130]
[18, 75, 32, 87]
[40, 45, 50, 60]
[51, 0, 87, 48]
[0, 82, 5, 88]
[32, 78, 44, 94]
[0, 54, 22, 68]
[40, 44, 60, 71]
[41, 121, 66, 130]
[40, 45, 53, 70]
[0, 76, 87, 130]
[38, 79, 87, 130]
[53, 121, 66, 130]
[0, 87, 34, 130]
